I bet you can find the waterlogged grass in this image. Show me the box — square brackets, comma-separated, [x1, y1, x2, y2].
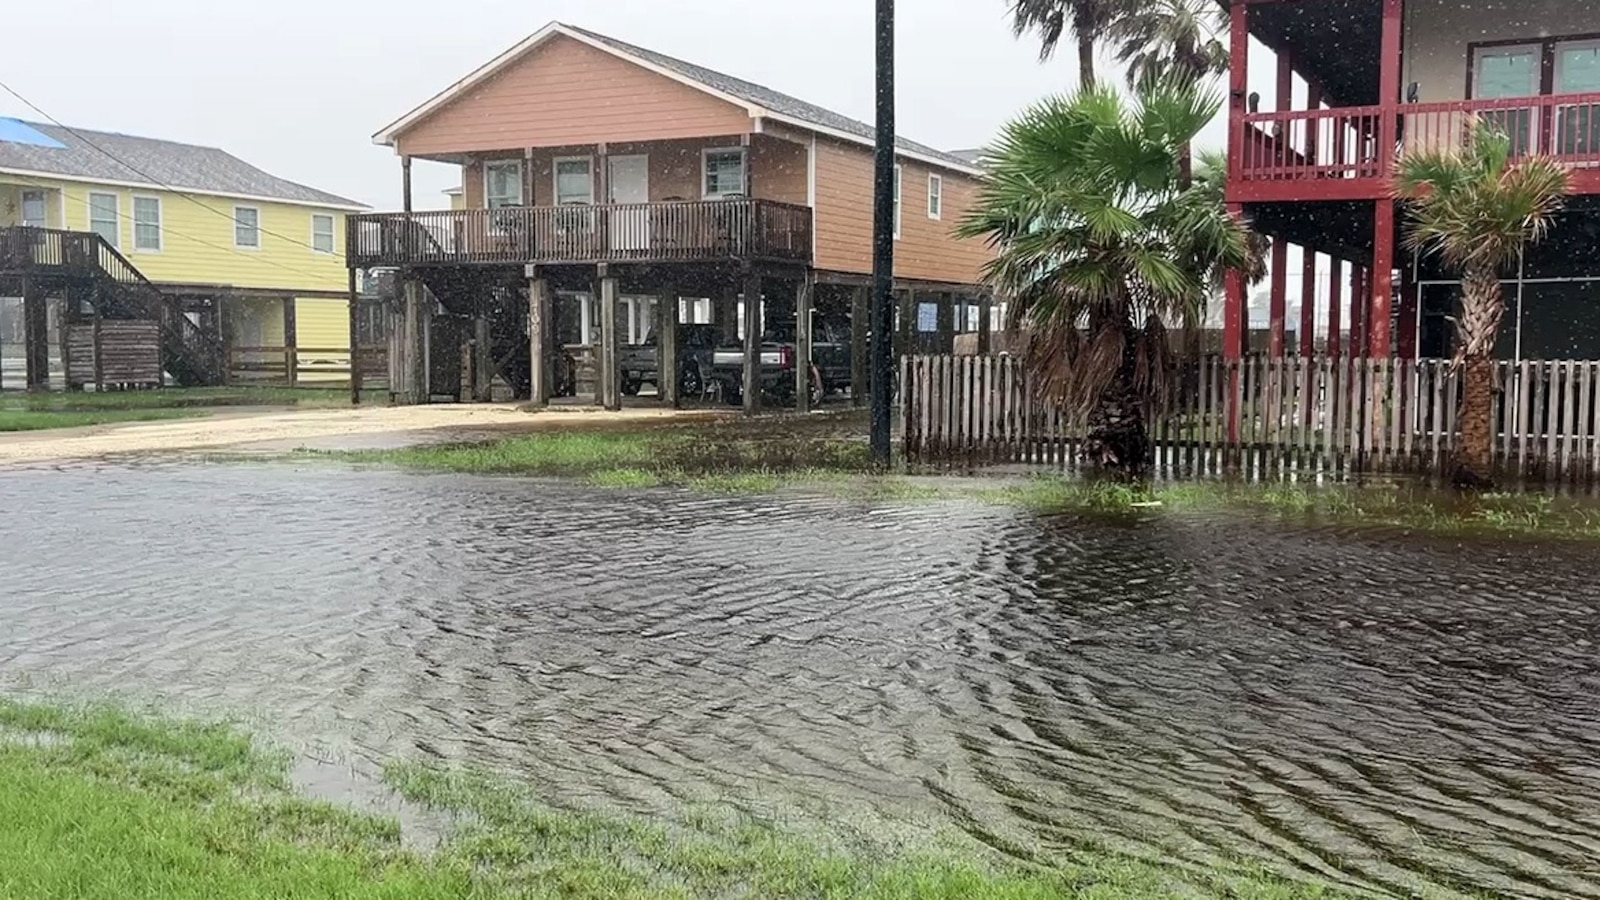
[0, 407, 200, 432]
[0, 386, 351, 432]
[0, 698, 1355, 899]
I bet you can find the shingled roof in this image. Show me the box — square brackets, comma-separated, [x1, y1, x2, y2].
[376, 22, 983, 176]
[0, 119, 364, 210]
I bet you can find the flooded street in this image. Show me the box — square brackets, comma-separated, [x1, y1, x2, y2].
[4, 463, 1600, 898]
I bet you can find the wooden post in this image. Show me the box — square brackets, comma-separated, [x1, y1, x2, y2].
[1223, 204, 1246, 360]
[935, 291, 955, 355]
[219, 295, 234, 386]
[404, 278, 426, 404]
[717, 285, 739, 343]
[528, 274, 550, 406]
[474, 314, 492, 401]
[1350, 265, 1367, 358]
[348, 268, 362, 404]
[600, 269, 621, 410]
[1398, 264, 1418, 360]
[92, 312, 104, 392]
[22, 277, 48, 391]
[1269, 237, 1288, 358]
[1226, 0, 1249, 180]
[896, 288, 914, 360]
[977, 294, 993, 355]
[401, 156, 414, 213]
[1370, 201, 1395, 358]
[1327, 257, 1344, 358]
[850, 284, 868, 407]
[795, 273, 815, 413]
[283, 297, 298, 387]
[741, 268, 763, 415]
[657, 283, 680, 408]
[1300, 246, 1317, 356]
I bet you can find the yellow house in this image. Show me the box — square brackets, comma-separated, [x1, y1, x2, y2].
[0, 118, 365, 384]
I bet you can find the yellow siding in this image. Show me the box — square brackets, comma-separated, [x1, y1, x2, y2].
[0, 181, 66, 228]
[8, 175, 351, 294]
[295, 298, 348, 354]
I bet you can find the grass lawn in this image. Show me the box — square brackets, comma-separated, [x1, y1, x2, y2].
[0, 697, 1356, 900]
[0, 386, 352, 432]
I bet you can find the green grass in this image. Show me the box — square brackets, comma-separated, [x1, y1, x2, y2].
[0, 407, 201, 432]
[0, 697, 1360, 899]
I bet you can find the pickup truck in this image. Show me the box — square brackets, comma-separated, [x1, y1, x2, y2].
[707, 320, 852, 406]
[619, 324, 720, 397]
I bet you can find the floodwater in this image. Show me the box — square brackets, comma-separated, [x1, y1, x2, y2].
[3, 463, 1600, 899]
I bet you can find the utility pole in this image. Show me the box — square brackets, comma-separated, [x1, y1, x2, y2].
[869, 0, 896, 465]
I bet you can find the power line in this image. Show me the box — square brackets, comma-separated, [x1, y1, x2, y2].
[0, 77, 349, 261]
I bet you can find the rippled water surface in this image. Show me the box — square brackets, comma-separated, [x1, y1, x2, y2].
[5, 462, 1600, 898]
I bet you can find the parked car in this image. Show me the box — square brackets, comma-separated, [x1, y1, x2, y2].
[707, 320, 851, 406]
[619, 324, 720, 397]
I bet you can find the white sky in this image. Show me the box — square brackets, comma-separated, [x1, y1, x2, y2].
[0, 0, 1249, 211]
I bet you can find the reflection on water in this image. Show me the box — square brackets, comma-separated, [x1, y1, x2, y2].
[3, 462, 1600, 898]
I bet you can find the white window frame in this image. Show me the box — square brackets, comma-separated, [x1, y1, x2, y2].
[1555, 39, 1600, 93]
[893, 164, 903, 240]
[87, 191, 119, 248]
[701, 147, 748, 199]
[483, 160, 525, 209]
[132, 195, 162, 252]
[553, 156, 595, 205]
[233, 205, 261, 249]
[927, 174, 942, 220]
[19, 190, 47, 228]
[310, 213, 336, 254]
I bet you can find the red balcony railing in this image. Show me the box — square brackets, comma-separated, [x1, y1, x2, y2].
[347, 199, 814, 269]
[1236, 93, 1600, 184]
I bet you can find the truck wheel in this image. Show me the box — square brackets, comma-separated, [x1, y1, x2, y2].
[722, 379, 743, 406]
[679, 363, 703, 398]
[622, 377, 641, 397]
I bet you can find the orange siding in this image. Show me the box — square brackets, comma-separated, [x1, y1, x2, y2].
[750, 135, 807, 205]
[813, 138, 989, 284]
[395, 35, 755, 158]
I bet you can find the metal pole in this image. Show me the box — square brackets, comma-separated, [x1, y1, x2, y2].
[869, 0, 896, 465]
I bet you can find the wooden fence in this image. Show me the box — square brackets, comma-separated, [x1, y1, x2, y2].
[900, 354, 1600, 481]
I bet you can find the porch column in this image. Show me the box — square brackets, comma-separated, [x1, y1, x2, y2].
[657, 283, 680, 408]
[401, 156, 414, 213]
[1226, 0, 1249, 179]
[1300, 247, 1317, 356]
[473, 313, 492, 402]
[527, 272, 550, 406]
[403, 278, 427, 404]
[977, 293, 993, 355]
[850, 284, 868, 406]
[717, 285, 739, 342]
[895, 288, 914, 360]
[1269, 238, 1288, 358]
[283, 297, 298, 387]
[935, 291, 955, 355]
[1349, 264, 1367, 358]
[1223, 206, 1246, 360]
[348, 269, 361, 405]
[1371, 201, 1396, 358]
[1398, 264, 1419, 360]
[599, 268, 621, 411]
[794, 273, 815, 413]
[22, 277, 48, 391]
[741, 268, 763, 415]
[1327, 257, 1344, 358]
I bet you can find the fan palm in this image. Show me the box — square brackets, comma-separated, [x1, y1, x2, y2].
[1393, 119, 1570, 485]
[1107, 0, 1229, 186]
[1006, 0, 1126, 88]
[958, 80, 1257, 476]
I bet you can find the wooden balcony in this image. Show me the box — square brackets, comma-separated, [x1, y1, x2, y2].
[1231, 93, 1600, 202]
[347, 199, 814, 269]
[0, 225, 102, 277]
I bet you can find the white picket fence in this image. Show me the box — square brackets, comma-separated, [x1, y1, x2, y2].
[900, 354, 1600, 480]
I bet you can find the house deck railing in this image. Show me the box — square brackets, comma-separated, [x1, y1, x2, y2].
[1237, 92, 1600, 184]
[347, 199, 814, 269]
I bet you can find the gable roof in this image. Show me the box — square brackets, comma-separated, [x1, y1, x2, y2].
[0, 119, 365, 210]
[375, 22, 984, 177]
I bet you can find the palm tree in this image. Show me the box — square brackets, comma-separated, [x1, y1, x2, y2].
[1393, 119, 1570, 486]
[1107, 0, 1229, 187]
[958, 80, 1257, 476]
[1007, 0, 1125, 88]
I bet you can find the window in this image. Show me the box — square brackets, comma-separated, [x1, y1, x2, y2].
[484, 161, 524, 208]
[133, 196, 161, 251]
[916, 302, 937, 332]
[893, 165, 902, 239]
[311, 213, 335, 253]
[20, 190, 47, 227]
[927, 174, 942, 220]
[234, 206, 260, 248]
[88, 192, 119, 247]
[554, 157, 594, 205]
[702, 148, 747, 199]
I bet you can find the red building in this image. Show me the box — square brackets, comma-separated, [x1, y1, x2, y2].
[1222, 0, 1600, 363]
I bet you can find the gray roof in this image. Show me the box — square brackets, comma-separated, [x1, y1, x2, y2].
[0, 119, 363, 209]
[565, 25, 979, 171]
[947, 148, 989, 166]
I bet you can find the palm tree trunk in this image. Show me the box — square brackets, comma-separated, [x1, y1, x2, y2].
[1085, 327, 1150, 477]
[1453, 264, 1503, 486]
[1178, 141, 1194, 190]
[1077, 31, 1097, 88]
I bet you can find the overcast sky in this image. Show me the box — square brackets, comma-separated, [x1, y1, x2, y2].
[1, 0, 1251, 211]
